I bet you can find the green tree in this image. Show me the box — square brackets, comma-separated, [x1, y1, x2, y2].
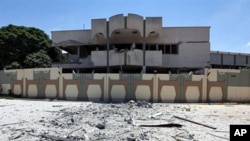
[23, 50, 52, 68]
[5, 61, 21, 69]
[0, 24, 66, 69]
[47, 45, 67, 63]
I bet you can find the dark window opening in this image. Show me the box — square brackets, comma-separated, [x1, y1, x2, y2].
[171, 44, 178, 54]
[159, 45, 164, 53]
[135, 44, 143, 50]
[79, 45, 106, 58]
[211, 64, 241, 69]
[95, 45, 106, 51]
[112, 44, 130, 51]
[165, 45, 171, 54]
[146, 44, 157, 50]
[158, 44, 178, 54]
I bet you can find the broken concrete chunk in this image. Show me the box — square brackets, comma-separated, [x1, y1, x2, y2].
[128, 100, 136, 104]
[127, 133, 136, 141]
[136, 100, 152, 108]
[39, 119, 44, 122]
[95, 123, 105, 129]
[71, 117, 74, 123]
[124, 117, 133, 124]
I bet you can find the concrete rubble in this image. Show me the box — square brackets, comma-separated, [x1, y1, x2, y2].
[0, 99, 250, 141]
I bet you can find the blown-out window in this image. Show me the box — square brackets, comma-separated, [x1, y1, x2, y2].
[159, 44, 178, 54]
[146, 44, 157, 50]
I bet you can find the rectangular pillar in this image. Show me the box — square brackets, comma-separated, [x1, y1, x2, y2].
[106, 22, 110, 73]
[77, 46, 80, 58]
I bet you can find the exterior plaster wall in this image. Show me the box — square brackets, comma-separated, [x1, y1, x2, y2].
[145, 51, 162, 66]
[236, 55, 246, 66]
[210, 52, 221, 65]
[91, 50, 161, 67]
[91, 19, 107, 38]
[228, 87, 250, 102]
[210, 52, 250, 67]
[127, 14, 144, 36]
[162, 43, 210, 68]
[109, 51, 125, 66]
[161, 27, 210, 43]
[223, 54, 234, 65]
[91, 51, 107, 66]
[126, 50, 143, 66]
[109, 14, 125, 36]
[1, 68, 250, 102]
[110, 32, 142, 44]
[145, 17, 162, 37]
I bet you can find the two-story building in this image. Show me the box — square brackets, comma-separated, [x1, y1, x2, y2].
[52, 13, 249, 73]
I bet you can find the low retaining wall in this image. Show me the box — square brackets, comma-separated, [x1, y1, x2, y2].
[0, 68, 250, 102]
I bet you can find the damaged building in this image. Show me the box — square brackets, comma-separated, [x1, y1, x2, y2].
[51, 13, 250, 73]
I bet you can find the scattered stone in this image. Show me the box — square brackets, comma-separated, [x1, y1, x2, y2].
[148, 103, 153, 108]
[1, 100, 248, 141]
[135, 100, 153, 108]
[96, 123, 105, 129]
[25, 129, 34, 133]
[127, 133, 136, 141]
[11, 132, 24, 140]
[71, 117, 74, 123]
[140, 132, 148, 140]
[176, 132, 194, 140]
[149, 112, 162, 119]
[39, 119, 44, 122]
[60, 109, 65, 112]
[111, 104, 116, 108]
[128, 100, 136, 104]
[124, 117, 133, 124]
[82, 128, 87, 133]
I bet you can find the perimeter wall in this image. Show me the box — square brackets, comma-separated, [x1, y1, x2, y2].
[0, 68, 250, 102]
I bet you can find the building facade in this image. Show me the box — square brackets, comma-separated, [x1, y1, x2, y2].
[52, 13, 211, 73]
[210, 51, 250, 69]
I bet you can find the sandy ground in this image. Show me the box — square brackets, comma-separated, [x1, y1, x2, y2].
[0, 99, 250, 141]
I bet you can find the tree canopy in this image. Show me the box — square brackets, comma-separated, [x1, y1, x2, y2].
[0, 24, 66, 69]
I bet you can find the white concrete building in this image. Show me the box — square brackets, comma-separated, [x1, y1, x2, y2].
[52, 13, 211, 73]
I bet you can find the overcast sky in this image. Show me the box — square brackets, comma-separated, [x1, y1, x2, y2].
[1, 0, 250, 53]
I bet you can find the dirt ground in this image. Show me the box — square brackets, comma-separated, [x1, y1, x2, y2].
[0, 99, 250, 141]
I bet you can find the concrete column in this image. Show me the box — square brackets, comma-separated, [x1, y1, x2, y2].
[106, 21, 110, 73]
[143, 40, 146, 66]
[58, 67, 63, 99]
[107, 38, 110, 73]
[77, 46, 80, 58]
[22, 69, 26, 97]
[153, 73, 158, 102]
[143, 20, 146, 68]
[202, 68, 208, 102]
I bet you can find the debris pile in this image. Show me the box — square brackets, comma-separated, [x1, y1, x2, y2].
[1, 99, 245, 141]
